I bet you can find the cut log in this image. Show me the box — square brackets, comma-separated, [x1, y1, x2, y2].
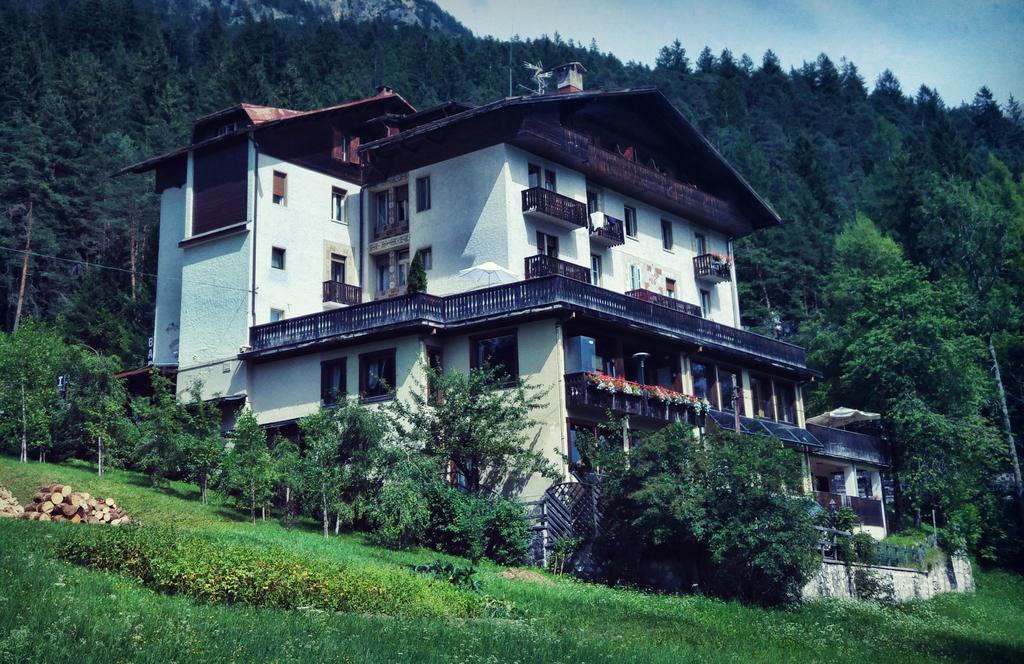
[60, 485, 72, 497]
[41, 501, 55, 514]
[104, 498, 115, 506]
[70, 514, 81, 524]
[61, 504, 77, 517]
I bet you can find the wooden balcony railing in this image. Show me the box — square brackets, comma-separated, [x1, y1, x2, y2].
[524, 254, 591, 284]
[625, 288, 702, 317]
[814, 491, 885, 528]
[693, 253, 732, 283]
[564, 372, 694, 424]
[516, 120, 750, 231]
[322, 281, 362, 306]
[373, 220, 409, 241]
[247, 274, 810, 371]
[521, 187, 589, 230]
[806, 423, 890, 467]
[589, 212, 625, 247]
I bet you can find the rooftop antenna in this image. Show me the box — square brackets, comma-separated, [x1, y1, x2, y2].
[520, 61, 552, 96]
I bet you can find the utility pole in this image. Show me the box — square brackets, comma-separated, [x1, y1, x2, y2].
[13, 201, 34, 332]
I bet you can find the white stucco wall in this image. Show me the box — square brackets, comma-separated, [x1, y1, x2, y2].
[152, 186, 186, 366]
[254, 154, 361, 323]
[247, 335, 424, 425]
[405, 144, 516, 296]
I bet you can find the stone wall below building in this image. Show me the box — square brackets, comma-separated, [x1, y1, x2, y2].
[803, 555, 974, 602]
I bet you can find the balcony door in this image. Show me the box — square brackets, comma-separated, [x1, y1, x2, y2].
[694, 232, 707, 256]
[330, 254, 346, 284]
[537, 231, 559, 258]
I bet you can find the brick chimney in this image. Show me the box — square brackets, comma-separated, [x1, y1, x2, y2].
[552, 62, 586, 93]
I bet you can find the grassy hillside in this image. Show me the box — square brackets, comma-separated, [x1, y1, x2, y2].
[2, 457, 1023, 663]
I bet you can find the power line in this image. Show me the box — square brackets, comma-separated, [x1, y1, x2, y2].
[0, 245, 255, 294]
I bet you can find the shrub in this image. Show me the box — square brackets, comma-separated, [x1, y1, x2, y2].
[57, 526, 483, 618]
[368, 476, 431, 550]
[852, 532, 876, 563]
[483, 497, 530, 566]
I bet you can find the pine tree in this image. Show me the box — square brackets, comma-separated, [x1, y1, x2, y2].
[407, 250, 427, 294]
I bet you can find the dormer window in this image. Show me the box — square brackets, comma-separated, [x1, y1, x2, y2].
[216, 122, 239, 137]
[332, 129, 349, 161]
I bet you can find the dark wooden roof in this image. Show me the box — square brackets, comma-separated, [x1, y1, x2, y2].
[359, 88, 781, 237]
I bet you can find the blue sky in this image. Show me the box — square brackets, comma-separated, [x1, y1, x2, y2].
[437, 0, 1023, 106]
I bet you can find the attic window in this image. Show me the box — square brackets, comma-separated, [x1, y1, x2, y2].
[216, 122, 239, 137]
[332, 129, 349, 161]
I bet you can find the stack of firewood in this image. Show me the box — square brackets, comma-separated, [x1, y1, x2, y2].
[21, 484, 132, 525]
[0, 485, 24, 518]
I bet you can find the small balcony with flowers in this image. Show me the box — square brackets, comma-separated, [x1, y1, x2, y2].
[565, 371, 710, 425]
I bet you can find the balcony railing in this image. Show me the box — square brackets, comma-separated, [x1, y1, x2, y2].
[521, 187, 589, 230]
[693, 253, 732, 283]
[524, 254, 591, 284]
[814, 491, 885, 528]
[322, 281, 362, 306]
[373, 220, 409, 241]
[589, 212, 625, 247]
[806, 423, 889, 467]
[516, 120, 750, 231]
[246, 274, 809, 372]
[625, 288, 702, 317]
[565, 372, 694, 424]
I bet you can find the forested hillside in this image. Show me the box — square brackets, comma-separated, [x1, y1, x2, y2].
[0, 0, 1022, 561]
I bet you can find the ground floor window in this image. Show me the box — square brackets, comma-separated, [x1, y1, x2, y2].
[470, 331, 518, 386]
[359, 349, 396, 401]
[320, 358, 346, 405]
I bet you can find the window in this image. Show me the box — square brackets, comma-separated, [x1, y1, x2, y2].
[629, 264, 642, 290]
[586, 189, 601, 214]
[271, 247, 285, 270]
[528, 163, 541, 188]
[331, 187, 347, 223]
[665, 278, 676, 299]
[471, 331, 518, 385]
[699, 289, 712, 317]
[590, 254, 602, 286]
[624, 206, 637, 238]
[857, 470, 873, 499]
[397, 250, 410, 288]
[270, 308, 285, 322]
[415, 177, 431, 212]
[375, 256, 390, 293]
[360, 350, 396, 401]
[272, 171, 286, 205]
[332, 130, 349, 161]
[426, 346, 443, 404]
[749, 373, 774, 419]
[375, 191, 388, 231]
[568, 421, 595, 470]
[544, 168, 557, 192]
[661, 219, 673, 250]
[320, 358, 346, 405]
[330, 253, 346, 283]
[719, 367, 740, 413]
[419, 247, 433, 270]
[691, 361, 717, 408]
[776, 381, 797, 424]
[694, 232, 707, 256]
[395, 184, 409, 224]
[536, 231, 559, 258]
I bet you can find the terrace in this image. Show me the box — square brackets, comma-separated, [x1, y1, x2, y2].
[244, 266, 812, 375]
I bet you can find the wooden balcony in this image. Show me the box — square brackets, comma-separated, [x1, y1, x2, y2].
[524, 254, 591, 284]
[693, 254, 732, 283]
[814, 491, 885, 528]
[626, 288, 702, 317]
[373, 220, 409, 241]
[806, 424, 890, 467]
[322, 281, 362, 306]
[589, 212, 625, 247]
[516, 121, 750, 234]
[521, 187, 589, 230]
[564, 372, 694, 424]
[245, 274, 810, 373]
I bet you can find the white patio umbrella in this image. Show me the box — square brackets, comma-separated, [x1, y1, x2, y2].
[457, 262, 519, 288]
[806, 407, 881, 429]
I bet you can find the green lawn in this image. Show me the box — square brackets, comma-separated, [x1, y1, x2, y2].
[1, 457, 1022, 663]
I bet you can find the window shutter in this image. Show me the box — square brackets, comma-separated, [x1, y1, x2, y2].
[273, 172, 286, 198]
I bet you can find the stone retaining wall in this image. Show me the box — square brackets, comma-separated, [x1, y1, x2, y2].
[803, 555, 974, 602]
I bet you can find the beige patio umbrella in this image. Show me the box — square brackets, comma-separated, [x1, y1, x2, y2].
[457, 262, 519, 288]
[806, 407, 881, 429]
